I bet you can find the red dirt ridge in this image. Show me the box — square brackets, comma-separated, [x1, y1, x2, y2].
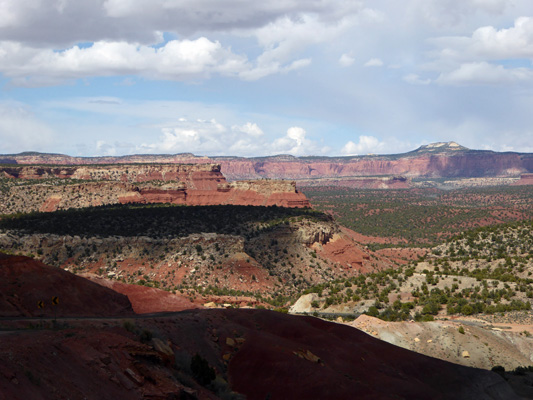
[0, 255, 520, 400]
[86, 275, 202, 314]
[0, 253, 133, 318]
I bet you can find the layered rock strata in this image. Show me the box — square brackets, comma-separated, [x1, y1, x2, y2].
[0, 164, 310, 213]
[3, 142, 533, 180]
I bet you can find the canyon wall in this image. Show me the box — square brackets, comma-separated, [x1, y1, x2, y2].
[3, 145, 532, 182]
[216, 152, 533, 180]
[0, 163, 224, 188]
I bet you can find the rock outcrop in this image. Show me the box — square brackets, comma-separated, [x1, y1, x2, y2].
[350, 314, 533, 372]
[0, 227, 386, 296]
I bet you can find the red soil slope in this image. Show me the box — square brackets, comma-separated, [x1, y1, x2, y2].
[222, 309, 516, 400]
[0, 327, 216, 400]
[0, 253, 133, 317]
[0, 258, 519, 400]
[0, 308, 517, 400]
[87, 275, 202, 314]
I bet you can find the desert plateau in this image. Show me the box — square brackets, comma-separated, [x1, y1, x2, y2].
[0, 142, 532, 399]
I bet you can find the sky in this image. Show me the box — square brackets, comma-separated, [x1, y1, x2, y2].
[1, 0, 533, 157]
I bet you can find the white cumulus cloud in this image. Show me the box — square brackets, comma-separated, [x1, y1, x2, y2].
[233, 122, 264, 137]
[427, 16, 533, 85]
[0, 38, 251, 85]
[339, 53, 355, 67]
[341, 135, 382, 155]
[0, 0, 368, 85]
[364, 58, 383, 67]
[136, 121, 328, 157]
[271, 126, 319, 156]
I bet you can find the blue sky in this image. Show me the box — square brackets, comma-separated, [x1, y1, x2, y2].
[1, 0, 532, 157]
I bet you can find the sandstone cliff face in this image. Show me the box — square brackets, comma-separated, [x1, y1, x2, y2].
[0, 164, 310, 213]
[218, 152, 533, 180]
[3, 146, 532, 181]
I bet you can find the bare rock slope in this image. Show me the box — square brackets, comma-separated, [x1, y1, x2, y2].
[351, 314, 533, 371]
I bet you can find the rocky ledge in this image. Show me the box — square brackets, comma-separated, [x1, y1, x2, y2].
[0, 164, 310, 213]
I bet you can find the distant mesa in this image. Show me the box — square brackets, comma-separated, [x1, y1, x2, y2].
[513, 173, 533, 186]
[2, 141, 532, 183]
[0, 163, 311, 213]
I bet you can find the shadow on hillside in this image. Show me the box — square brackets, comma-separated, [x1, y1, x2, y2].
[0, 204, 329, 238]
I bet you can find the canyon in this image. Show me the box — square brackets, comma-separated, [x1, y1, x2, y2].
[1, 142, 532, 399]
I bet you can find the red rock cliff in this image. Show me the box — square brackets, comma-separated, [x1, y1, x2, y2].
[4, 143, 532, 181]
[0, 164, 310, 212]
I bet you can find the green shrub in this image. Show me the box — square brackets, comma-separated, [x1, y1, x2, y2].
[140, 329, 153, 343]
[122, 319, 136, 333]
[191, 353, 216, 386]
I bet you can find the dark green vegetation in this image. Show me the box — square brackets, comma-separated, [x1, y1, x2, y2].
[191, 353, 216, 386]
[302, 186, 533, 247]
[0, 177, 95, 214]
[0, 203, 328, 238]
[0, 177, 88, 190]
[299, 219, 533, 322]
[440, 219, 533, 261]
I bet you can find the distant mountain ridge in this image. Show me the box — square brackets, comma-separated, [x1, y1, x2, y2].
[1, 141, 532, 181]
